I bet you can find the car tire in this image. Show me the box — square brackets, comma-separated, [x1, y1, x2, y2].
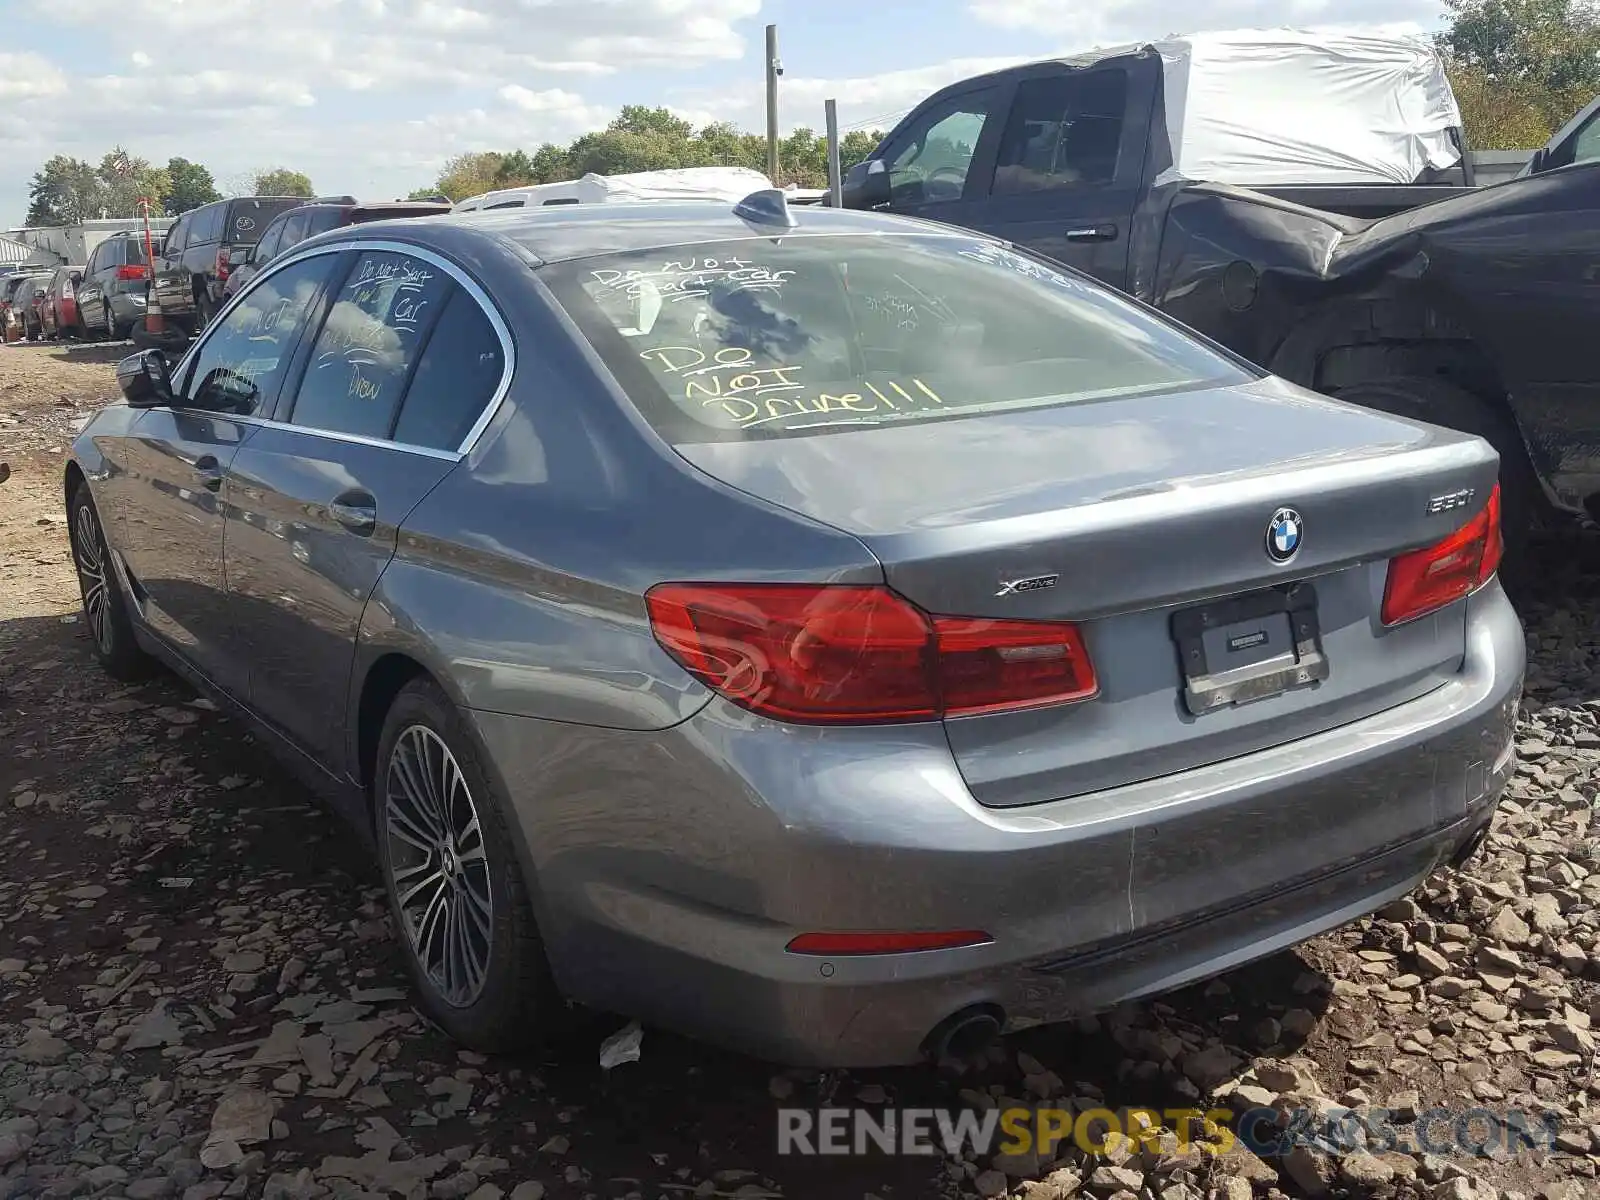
[1331, 376, 1536, 590]
[68, 484, 154, 682]
[374, 679, 560, 1052]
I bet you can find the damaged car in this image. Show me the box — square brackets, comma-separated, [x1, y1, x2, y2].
[66, 196, 1520, 1066]
[843, 28, 1600, 573]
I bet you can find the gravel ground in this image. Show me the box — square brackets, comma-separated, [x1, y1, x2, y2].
[3, 340, 1599, 1200]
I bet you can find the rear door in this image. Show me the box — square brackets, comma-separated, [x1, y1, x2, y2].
[958, 60, 1153, 289]
[151, 211, 194, 320]
[223, 245, 507, 772]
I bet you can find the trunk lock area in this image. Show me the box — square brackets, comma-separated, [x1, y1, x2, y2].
[1171, 581, 1329, 716]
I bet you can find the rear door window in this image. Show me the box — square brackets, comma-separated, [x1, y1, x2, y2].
[992, 70, 1129, 194]
[285, 250, 454, 440]
[164, 217, 189, 257]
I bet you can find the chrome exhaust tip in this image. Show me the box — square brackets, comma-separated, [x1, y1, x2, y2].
[923, 1004, 1004, 1062]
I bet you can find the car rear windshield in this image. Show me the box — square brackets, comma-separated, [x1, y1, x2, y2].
[540, 234, 1255, 442]
[225, 199, 303, 244]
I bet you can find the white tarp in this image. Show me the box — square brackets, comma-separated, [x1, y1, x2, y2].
[1070, 28, 1464, 187]
[454, 166, 774, 211]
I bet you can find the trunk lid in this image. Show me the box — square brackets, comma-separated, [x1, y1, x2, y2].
[675, 375, 1501, 805]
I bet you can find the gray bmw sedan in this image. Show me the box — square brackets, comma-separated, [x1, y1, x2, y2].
[64, 192, 1523, 1067]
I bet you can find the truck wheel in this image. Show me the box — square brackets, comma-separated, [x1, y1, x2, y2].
[1331, 376, 1535, 591]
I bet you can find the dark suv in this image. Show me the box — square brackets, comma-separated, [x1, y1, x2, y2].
[78, 231, 163, 340]
[222, 200, 450, 299]
[149, 196, 312, 334]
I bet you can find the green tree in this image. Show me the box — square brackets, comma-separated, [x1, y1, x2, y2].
[1439, 0, 1600, 148]
[253, 167, 315, 197]
[99, 147, 171, 217]
[434, 152, 505, 201]
[165, 157, 222, 214]
[25, 156, 105, 226]
[608, 105, 695, 141]
[493, 150, 537, 187]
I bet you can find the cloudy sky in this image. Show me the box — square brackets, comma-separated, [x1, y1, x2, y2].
[1, 0, 1448, 224]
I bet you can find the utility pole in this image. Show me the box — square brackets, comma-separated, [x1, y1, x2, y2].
[825, 99, 842, 207]
[765, 24, 780, 183]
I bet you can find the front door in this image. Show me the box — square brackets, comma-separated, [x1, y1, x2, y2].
[224, 247, 505, 773]
[958, 63, 1152, 290]
[108, 408, 255, 690]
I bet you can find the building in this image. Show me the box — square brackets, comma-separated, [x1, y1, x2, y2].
[6, 217, 175, 268]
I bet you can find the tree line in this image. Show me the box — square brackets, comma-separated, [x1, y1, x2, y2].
[19, 0, 1599, 225]
[410, 105, 886, 201]
[25, 153, 317, 226]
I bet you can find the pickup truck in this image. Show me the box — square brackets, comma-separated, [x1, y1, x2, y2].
[842, 36, 1600, 571]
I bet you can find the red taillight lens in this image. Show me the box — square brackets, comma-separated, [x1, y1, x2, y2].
[645, 583, 1097, 724]
[786, 930, 992, 955]
[115, 265, 148, 281]
[1381, 483, 1501, 626]
[215, 251, 230, 282]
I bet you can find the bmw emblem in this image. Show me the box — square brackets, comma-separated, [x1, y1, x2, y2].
[1266, 507, 1302, 563]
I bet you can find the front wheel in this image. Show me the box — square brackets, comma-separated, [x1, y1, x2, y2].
[375, 680, 559, 1052]
[68, 486, 153, 681]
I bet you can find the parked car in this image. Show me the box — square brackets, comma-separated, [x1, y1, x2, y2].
[223, 200, 450, 300]
[149, 196, 319, 334]
[78, 232, 163, 340]
[40, 264, 87, 339]
[66, 196, 1522, 1068]
[19, 272, 53, 341]
[0, 273, 35, 343]
[843, 36, 1600, 575]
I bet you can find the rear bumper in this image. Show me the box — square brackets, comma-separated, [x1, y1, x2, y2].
[471, 581, 1524, 1067]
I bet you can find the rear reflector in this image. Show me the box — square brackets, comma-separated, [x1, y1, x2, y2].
[1381, 483, 1502, 626]
[786, 930, 992, 955]
[645, 583, 1097, 724]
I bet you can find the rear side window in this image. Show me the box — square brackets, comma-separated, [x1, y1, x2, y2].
[541, 234, 1253, 443]
[486, 200, 526, 209]
[992, 70, 1128, 194]
[287, 250, 453, 439]
[305, 208, 347, 237]
[164, 217, 189, 255]
[392, 290, 505, 450]
[189, 204, 224, 245]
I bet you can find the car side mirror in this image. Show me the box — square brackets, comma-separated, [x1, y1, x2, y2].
[117, 349, 176, 409]
[1525, 147, 1548, 175]
[842, 159, 892, 209]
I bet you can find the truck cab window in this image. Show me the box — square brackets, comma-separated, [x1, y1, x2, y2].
[886, 88, 999, 205]
[993, 71, 1128, 194]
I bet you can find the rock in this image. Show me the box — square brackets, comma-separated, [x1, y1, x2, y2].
[1281, 1147, 1334, 1196]
[992, 1148, 1042, 1178]
[16, 1029, 70, 1064]
[203, 1087, 279, 1167]
[1413, 944, 1451, 977]
[974, 1170, 1008, 1198]
[1281, 1009, 1317, 1039]
[1208, 1181, 1252, 1200]
[1086, 1165, 1144, 1195]
[1486, 905, 1532, 947]
[536, 1136, 568, 1156]
[124, 1000, 186, 1050]
[1339, 1153, 1396, 1188]
[1181, 1044, 1239, 1091]
[507, 1187, 545, 1200]
[0, 1133, 32, 1168]
[127, 1179, 176, 1200]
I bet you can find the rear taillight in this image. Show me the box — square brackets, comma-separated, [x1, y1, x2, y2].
[215, 250, 230, 282]
[645, 583, 1098, 724]
[115, 265, 148, 281]
[1381, 483, 1502, 626]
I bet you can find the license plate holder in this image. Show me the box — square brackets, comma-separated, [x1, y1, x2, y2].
[1171, 581, 1328, 716]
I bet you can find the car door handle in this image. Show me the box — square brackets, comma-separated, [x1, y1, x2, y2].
[329, 491, 377, 536]
[1065, 224, 1119, 242]
[193, 455, 224, 492]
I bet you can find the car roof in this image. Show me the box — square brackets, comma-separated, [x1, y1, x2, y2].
[345, 199, 982, 266]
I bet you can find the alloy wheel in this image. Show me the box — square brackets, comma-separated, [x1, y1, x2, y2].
[73, 503, 113, 654]
[383, 725, 494, 1008]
